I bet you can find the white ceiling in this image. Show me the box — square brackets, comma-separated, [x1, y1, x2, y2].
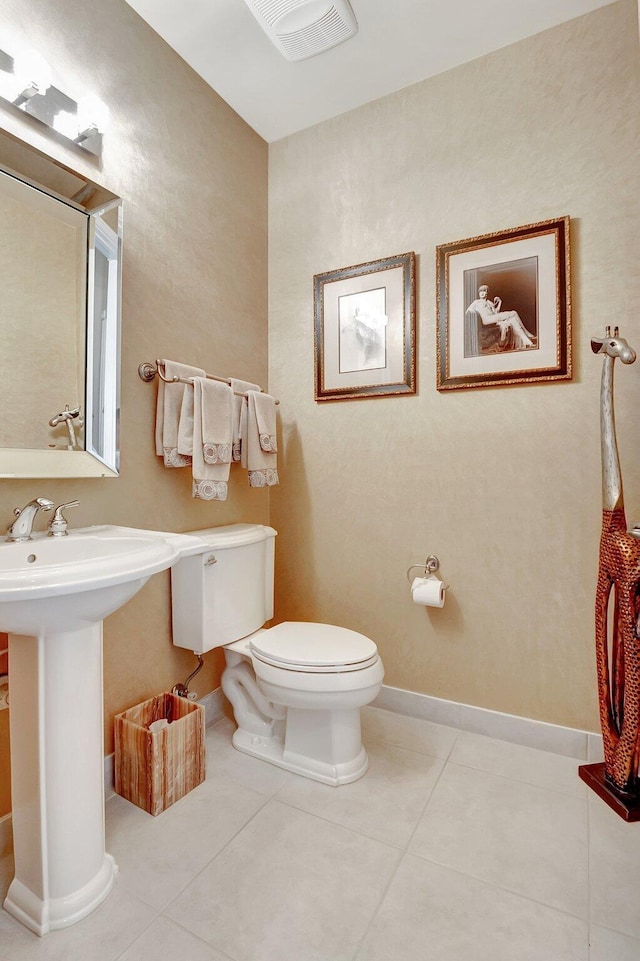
[124, 0, 616, 142]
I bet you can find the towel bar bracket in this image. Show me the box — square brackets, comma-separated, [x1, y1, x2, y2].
[138, 362, 157, 383]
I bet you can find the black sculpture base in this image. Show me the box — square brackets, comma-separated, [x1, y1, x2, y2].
[579, 762, 640, 822]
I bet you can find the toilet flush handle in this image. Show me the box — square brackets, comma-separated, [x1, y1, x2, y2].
[205, 555, 217, 566]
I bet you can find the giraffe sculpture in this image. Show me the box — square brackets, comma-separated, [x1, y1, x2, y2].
[579, 327, 640, 818]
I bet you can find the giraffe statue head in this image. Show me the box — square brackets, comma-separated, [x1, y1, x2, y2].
[592, 327, 636, 514]
[590, 327, 637, 365]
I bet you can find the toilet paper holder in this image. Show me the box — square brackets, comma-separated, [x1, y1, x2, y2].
[406, 556, 449, 590]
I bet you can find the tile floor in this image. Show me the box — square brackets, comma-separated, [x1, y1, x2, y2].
[1, 706, 640, 960]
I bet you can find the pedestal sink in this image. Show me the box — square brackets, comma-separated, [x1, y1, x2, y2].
[0, 525, 206, 936]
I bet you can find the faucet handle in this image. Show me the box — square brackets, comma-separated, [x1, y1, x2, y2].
[47, 500, 80, 537]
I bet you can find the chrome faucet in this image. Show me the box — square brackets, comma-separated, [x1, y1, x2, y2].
[6, 497, 55, 542]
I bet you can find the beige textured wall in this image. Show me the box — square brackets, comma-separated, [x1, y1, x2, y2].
[269, 0, 640, 732]
[0, 0, 268, 814]
[0, 185, 85, 449]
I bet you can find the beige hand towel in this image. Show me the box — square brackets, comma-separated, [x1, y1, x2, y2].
[177, 384, 195, 457]
[245, 390, 279, 488]
[154, 360, 204, 467]
[201, 379, 233, 466]
[192, 378, 233, 500]
[230, 378, 260, 461]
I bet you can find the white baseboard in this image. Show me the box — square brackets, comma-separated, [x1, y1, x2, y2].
[4, 684, 604, 837]
[372, 684, 603, 762]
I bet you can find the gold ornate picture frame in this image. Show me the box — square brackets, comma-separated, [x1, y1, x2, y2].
[436, 217, 571, 391]
[313, 251, 416, 401]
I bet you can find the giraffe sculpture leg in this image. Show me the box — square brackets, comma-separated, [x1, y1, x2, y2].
[579, 329, 640, 819]
[580, 508, 640, 816]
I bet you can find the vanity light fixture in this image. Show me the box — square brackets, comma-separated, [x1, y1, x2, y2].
[0, 46, 109, 156]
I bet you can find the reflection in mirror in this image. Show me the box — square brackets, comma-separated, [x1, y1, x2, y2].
[0, 129, 121, 477]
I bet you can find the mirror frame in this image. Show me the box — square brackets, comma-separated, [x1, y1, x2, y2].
[0, 135, 122, 478]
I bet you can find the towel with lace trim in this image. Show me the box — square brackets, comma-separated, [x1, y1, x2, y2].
[154, 359, 205, 467]
[230, 377, 261, 461]
[192, 378, 233, 500]
[244, 390, 278, 488]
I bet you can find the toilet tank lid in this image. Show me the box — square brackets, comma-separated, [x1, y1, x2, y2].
[249, 621, 378, 669]
[181, 524, 277, 550]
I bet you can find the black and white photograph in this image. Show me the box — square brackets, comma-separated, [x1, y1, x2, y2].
[436, 217, 571, 390]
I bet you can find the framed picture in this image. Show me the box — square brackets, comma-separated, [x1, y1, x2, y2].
[314, 251, 416, 401]
[436, 217, 571, 391]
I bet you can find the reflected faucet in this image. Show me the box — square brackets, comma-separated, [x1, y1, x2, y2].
[6, 497, 55, 542]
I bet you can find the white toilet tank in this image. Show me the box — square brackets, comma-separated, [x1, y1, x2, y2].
[171, 524, 277, 653]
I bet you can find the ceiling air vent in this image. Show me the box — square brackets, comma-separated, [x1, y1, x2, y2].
[243, 0, 358, 62]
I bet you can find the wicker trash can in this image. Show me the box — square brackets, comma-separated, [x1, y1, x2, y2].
[114, 692, 205, 816]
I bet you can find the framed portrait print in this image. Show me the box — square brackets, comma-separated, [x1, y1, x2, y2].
[313, 251, 416, 401]
[436, 217, 571, 390]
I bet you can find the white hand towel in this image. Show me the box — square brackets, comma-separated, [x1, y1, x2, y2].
[154, 360, 204, 467]
[245, 390, 279, 488]
[230, 378, 260, 461]
[192, 378, 233, 500]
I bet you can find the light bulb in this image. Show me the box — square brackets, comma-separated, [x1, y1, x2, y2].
[12, 49, 51, 100]
[77, 95, 110, 137]
[53, 110, 79, 140]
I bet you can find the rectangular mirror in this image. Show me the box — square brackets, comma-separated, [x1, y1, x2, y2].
[0, 129, 121, 477]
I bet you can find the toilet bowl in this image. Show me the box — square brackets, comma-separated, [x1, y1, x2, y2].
[222, 622, 384, 784]
[171, 525, 384, 786]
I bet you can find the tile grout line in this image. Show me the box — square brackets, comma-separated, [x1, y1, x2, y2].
[350, 729, 463, 960]
[442, 755, 588, 801]
[158, 914, 241, 961]
[406, 843, 590, 928]
[153, 790, 275, 921]
[371, 725, 591, 943]
[111, 906, 163, 961]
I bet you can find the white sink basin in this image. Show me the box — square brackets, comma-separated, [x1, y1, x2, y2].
[0, 525, 197, 634]
[2, 524, 205, 937]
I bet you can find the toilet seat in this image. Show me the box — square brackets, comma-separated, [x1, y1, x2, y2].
[249, 621, 379, 673]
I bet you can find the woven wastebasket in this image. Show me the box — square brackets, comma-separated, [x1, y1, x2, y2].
[114, 692, 205, 816]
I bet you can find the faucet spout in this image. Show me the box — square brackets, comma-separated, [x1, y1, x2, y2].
[6, 497, 55, 542]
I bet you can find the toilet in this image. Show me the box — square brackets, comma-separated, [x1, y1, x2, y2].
[171, 524, 384, 785]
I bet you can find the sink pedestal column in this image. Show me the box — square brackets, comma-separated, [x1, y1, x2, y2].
[4, 625, 117, 936]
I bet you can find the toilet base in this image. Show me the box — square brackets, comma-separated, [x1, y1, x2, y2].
[231, 706, 370, 786]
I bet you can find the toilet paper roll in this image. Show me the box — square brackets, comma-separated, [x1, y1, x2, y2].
[148, 718, 169, 733]
[411, 575, 446, 608]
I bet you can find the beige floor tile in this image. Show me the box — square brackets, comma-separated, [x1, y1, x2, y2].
[206, 717, 297, 796]
[409, 761, 588, 918]
[361, 706, 458, 758]
[589, 794, 640, 939]
[119, 915, 230, 961]
[449, 730, 586, 797]
[0, 881, 156, 961]
[589, 924, 640, 960]
[166, 798, 400, 961]
[106, 774, 267, 910]
[355, 854, 588, 961]
[274, 738, 445, 847]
